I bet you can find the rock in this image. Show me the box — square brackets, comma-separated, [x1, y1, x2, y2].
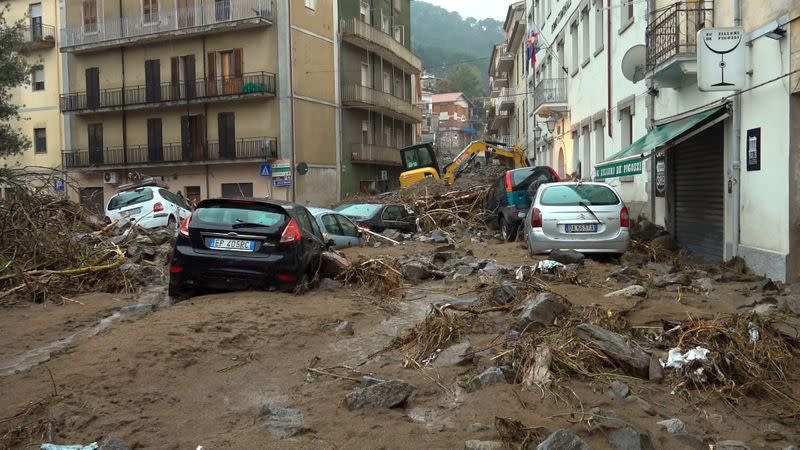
[467, 423, 492, 433]
[635, 219, 660, 241]
[382, 229, 402, 241]
[433, 250, 457, 263]
[491, 282, 518, 305]
[319, 278, 343, 290]
[536, 429, 591, 450]
[654, 273, 691, 288]
[609, 424, 655, 450]
[334, 320, 354, 336]
[649, 354, 664, 382]
[753, 303, 778, 318]
[403, 261, 432, 281]
[658, 418, 687, 434]
[480, 261, 506, 277]
[782, 446, 799, 450]
[608, 380, 630, 400]
[549, 249, 586, 265]
[628, 395, 656, 416]
[435, 341, 473, 367]
[716, 440, 751, 450]
[344, 379, 415, 410]
[141, 247, 157, 261]
[453, 265, 475, 280]
[575, 324, 650, 378]
[517, 292, 570, 326]
[259, 405, 307, 439]
[120, 304, 154, 315]
[149, 229, 175, 245]
[464, 441, 504, 450]
[646, 262, 673, 274]
[692, 277, 714, 292]
[672, 433, 706, 449]
[361, 376, 385, 388]
[759, 278, 778, 291]
[651, 234, 678, 251]
[604, 285, 647, 298]
[430, 229, 448, 244]
[464, 367, 506, 392]
[99, 437, 132, 450]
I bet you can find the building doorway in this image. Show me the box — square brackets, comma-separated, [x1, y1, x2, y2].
[557, 147, 565, 178]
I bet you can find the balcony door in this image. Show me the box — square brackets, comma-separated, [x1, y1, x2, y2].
[177, 0, 195, 27]
[207, 49, 242, 96]
[218, 112, 236, 159]
[85, 68, 100, 108]
[88, 123, 103, 165]
[214, 0, 231, 22]
[171, 55, 196, 100]
[145, 59, 161, 103]
[181, 115, 206, 161]
[147, 118, 163, 162]
[30, 3, 43, 40]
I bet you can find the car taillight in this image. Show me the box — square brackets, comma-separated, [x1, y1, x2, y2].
[505, 171, 514, 192]
[179, 214, 192, 237]
[280, 218, 302, 244]
[153, 202, 164, 213]
[620, 206, 630, 228]
[548, 167, 561, 182]
[530, 208, 543, 228]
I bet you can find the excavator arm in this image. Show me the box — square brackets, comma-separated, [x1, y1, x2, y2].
[441, 141, 529, 185]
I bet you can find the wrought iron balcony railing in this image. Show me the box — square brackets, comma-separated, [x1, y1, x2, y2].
[646, 1, 714, 71]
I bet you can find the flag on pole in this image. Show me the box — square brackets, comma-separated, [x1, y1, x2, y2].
[528, 31, 541, 70]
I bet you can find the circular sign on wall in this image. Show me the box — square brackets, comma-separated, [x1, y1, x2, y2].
[296, 162, 309, 176]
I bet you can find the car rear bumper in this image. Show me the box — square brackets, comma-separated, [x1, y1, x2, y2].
[169, 242, 304, 291]
[527, 228, 631, 254]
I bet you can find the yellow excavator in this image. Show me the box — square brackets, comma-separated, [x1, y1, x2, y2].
[399, 140, 528, 188]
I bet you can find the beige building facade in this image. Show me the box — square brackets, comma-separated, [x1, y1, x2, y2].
[1, 0, 64, 196]
[60, 0, 339, 212]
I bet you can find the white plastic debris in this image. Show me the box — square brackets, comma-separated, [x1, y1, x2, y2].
[661, 346, 711, 369]
[41, 444, 99, 450]
[748, 322, 760, 343]
[515, 266, 526, 280]
[534, 260, 565, 273]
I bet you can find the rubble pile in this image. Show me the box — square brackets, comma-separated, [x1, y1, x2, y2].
[0, 171, 174, 303]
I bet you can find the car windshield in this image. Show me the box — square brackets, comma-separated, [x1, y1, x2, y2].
[540, 184, 620, 206]
[337, 204, 382, 219]
[108, 189, 154, 210]
[194, 204, 287, 228]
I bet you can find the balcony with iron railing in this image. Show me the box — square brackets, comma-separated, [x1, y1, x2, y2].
[487, 109, 511, 132]
[532, 78, 568, 116]
[342, 84, 423, 123]
[60, 72, 276, 113]
[60, 0, 273, 53]
[498, 87, 515, 112]
[496, 51, 514, 74]
[645, 1, 713, 87]
[62, 136, 277, 169]
[349, 143, 402, 166]
[25, 21, 56, 49]
[341, 18, 421, 74]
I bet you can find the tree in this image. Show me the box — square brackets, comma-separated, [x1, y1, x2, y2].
[441, 64, 485, 101]
[0, 5, 34, 159]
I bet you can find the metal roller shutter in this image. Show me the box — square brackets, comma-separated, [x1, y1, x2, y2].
[672, 123, 724, 262]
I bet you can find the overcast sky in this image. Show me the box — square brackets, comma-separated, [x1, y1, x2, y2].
[418, 0, 518, 21]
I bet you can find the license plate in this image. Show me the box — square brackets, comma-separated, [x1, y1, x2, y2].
[122, 208, 141, 217]
[209, 238, 256, 252]
[566, 224, 598, 233]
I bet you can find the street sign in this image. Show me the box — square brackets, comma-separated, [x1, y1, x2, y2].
[273, 177, 292, 187]
[596, 159, 643, 179]
[697, 27, 745, 91]
[54, 179, 66, 193]
[272, 160, 292, 178]
[260, 164, 272, 177]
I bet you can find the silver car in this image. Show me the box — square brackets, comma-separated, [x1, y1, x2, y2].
[524, 182, 630, 255]
[308, 207, 364, 249]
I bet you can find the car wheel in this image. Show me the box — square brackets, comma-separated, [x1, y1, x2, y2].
[168, 283, 193, 301]
[500, 217, 518, 242]
[280, 272, 310, 295]
[167, 215, 177, 230]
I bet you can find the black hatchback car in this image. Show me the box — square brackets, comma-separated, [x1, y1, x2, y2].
[169, 198, 325, 297]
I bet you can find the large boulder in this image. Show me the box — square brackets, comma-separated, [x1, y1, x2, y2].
[608, 424, 655, 450]
[653, 273, 691, 288]
[435, 341, 473, 367]
[403, 261, 432, 281]
[463, 367, 506, 392]
[344, 379, 415, 410]
[604, 285, 647, 298]
[491, 282, 519, 305]
[259, 405, 307, 439]
[575, 324, 650, 378]
[536, 429, 591, 450]
[549, 249, 586, 265]
[517, 292, 570, 326]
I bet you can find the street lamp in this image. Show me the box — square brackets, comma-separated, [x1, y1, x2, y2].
[545, 113, 558, 133]
[533, 126, 542, 143]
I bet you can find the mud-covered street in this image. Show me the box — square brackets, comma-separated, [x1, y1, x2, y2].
[1, 238, 798, 450]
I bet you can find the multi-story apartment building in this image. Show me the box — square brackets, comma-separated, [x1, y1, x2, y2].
[430, 92, 474, 157]
[1, 0, 64, 197]
[486, 42, 513, 145]
[60, 0, 339, 212]
[338, 0, 421, 195]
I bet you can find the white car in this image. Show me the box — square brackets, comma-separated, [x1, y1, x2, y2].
[105, 186, 192, 229]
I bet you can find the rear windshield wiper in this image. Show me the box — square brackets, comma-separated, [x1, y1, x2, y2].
[231, 222, 272, 229]
[578, 200, 603, 224]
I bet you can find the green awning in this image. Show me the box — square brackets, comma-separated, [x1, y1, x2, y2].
[595, 106, 727, 179]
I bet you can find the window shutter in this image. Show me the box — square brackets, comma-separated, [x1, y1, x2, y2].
[170, 57, 180, 100]
[207, 52, 217, 95]
[233, 48, 243, 77]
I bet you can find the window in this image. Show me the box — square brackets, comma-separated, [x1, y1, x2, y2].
[32, 68, 44, 91]
[581, 125, 591, 179]
[620, 107, 633, 148]
[381, 14, 390, 33]
[570, 23, 579, 75]
[571, 130, 579, 175]
[557, 40, 565, 75]
[220, 183, 254, 198]
[322, 214, 342, 235]
[336, 215, 360, 237]
[594, 0, 604, 53]
[82, 0, 98, 33]
[304, 0, 316, 11]
[396, 127, 404, 147]
[30, 3, 43, 40]
[143, 0, 159, 24]
[393, 25, 404, 44]
[360, 1, 370, 23]
[594, 118, 605, 172]
[382, 71, 390, 93]
[581, 8, 590, 65]
[215, 0, 231, 21]
[185, 186, 201, 204]
[34, 128, 46, 154]
[361, 62, 370, 87]
[541, 184, 620, 206]
[620, 0, 634, 31]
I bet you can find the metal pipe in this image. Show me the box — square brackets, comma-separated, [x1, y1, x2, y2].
[606, 0, 612, 138]
[731, 0, 742, 257]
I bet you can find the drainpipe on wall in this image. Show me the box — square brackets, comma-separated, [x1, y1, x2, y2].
[288, 0, 297, 202]
[731, 0, 742, 257]
[59, 0, 71, 162]
[333, 2, 342, 202]
[606, 0, 612, 138]
[647, 0, 656, 222]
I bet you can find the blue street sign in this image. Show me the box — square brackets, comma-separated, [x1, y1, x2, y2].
[260, 163, 272, 176]
[54, 179, 66, 193]
[273, 178, 292, 187]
